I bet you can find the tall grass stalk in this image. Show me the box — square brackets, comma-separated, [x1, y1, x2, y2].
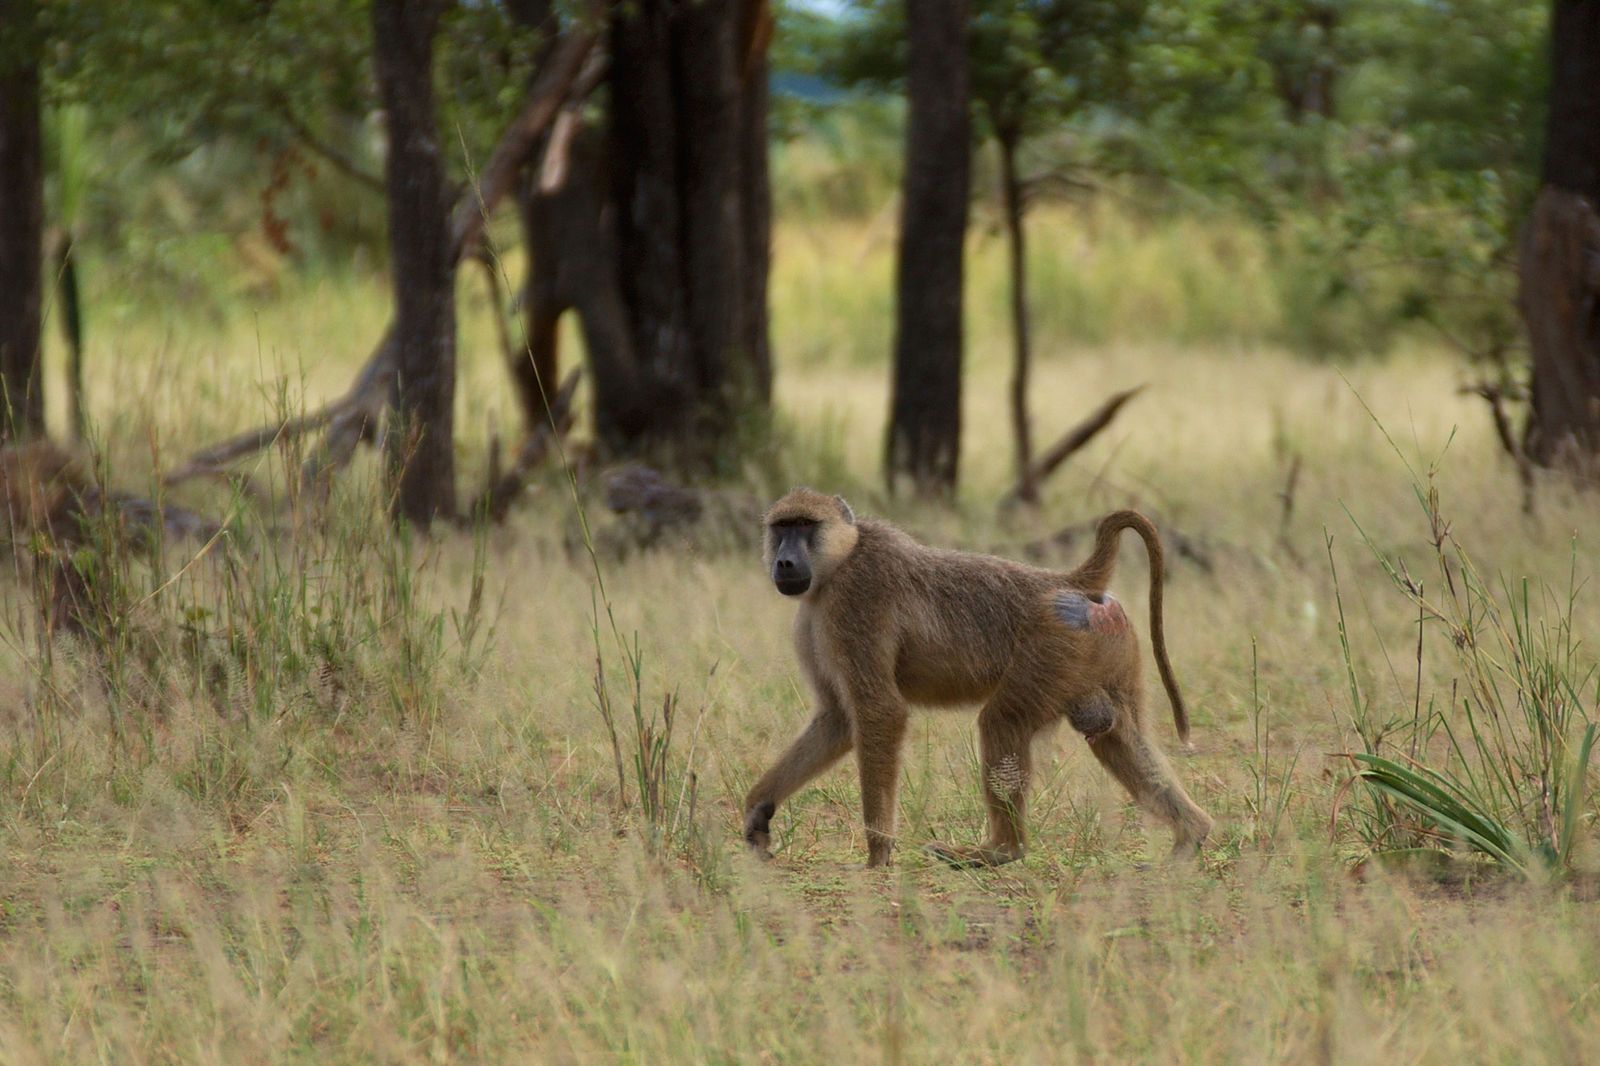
[1333, 467, 1599, 877]
[457, 126, 705, 863]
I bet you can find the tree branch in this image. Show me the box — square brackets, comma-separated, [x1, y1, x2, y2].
[275, 101, 385, 194]
[168, 13, 605, 491]
[1001, 385, 1145, 506]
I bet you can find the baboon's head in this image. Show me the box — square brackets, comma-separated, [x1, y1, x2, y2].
[762, 488, 859, 598]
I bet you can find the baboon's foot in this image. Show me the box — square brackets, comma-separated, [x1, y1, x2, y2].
[1167, 820, 1212, 864]
[743, 801, 776, 859]
[924, 841, 1023, 869]
[866, 838, 896, 868]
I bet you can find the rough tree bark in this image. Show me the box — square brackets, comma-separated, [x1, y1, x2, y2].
[505, 0, 769, 457]
[373, 0, 457, 526]
[887, 0, 971, 495]
[0, 0, 45, 441]
[1520, 0, 1600, 475]
[605, 0, 770, 455]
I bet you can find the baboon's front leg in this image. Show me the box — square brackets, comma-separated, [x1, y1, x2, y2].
[854, 708, 908, 867]
[743, 690, 853, 857]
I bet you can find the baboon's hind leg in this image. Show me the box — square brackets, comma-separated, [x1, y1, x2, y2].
[927, 685, 1046, 869]
[1090, 700, 1212, 859]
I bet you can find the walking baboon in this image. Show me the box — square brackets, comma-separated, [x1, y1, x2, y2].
[743, 488, 1212, 868]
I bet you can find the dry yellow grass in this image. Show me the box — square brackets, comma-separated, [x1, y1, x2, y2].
[2, 212, 1599, 1062]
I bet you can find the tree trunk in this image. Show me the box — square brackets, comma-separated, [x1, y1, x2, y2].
[53, 233, 85, 440]
[1520, 0, 1600, 474]
[373, 0, 456, 526]
[886, 0, 970, 495]
[738, 0, 773, 405]
[998, 131, 1035, 504]
[603, 0, 769, 458]
[0, 0, 45, 441]
[517, 129, 650, 447]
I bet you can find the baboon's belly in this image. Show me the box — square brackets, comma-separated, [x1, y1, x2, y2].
[894, 641, 1007, 706]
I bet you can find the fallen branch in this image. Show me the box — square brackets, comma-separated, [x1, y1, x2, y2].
[1002, 385, 1145, 506]
[167, 16, 604, 493]
[1462, 380, 1536, 515]
[539, 50, 608, 194]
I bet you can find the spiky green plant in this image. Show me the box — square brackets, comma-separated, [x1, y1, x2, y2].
[1333, 456, 1599, 878]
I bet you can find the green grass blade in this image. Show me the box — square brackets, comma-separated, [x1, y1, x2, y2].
[1559, 724, 1599, 866]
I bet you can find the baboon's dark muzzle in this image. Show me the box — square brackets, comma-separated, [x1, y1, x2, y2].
[773, 548, 811, 596]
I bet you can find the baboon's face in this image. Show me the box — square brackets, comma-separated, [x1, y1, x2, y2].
[763, 489, 858, 598]
[767, 519, 817, 596]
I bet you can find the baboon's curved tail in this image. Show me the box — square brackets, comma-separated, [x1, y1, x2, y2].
[1066, 510, 1190, 744]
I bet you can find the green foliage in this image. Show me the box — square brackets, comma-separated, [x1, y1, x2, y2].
[784, 0, 1550, 360]
[1332, 450, 1599, 879]
[33, 0, 540, 307]
[1133, 0, 1548, 359]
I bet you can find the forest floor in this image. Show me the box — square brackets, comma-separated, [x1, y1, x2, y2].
[4, 222, 1600, 1062]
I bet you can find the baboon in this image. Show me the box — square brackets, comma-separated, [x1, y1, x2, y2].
[743, 488, 1212, 868]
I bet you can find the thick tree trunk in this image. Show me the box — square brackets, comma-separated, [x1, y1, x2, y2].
[604, 0, 769, 457]
[998, 131, 1035, 505]
[610, 0, 693, 434]
[886, 0, 971, 495]
[738, 0, 773, 405]
[373, 0, 457, 526]
[1520, 0, 1600, 473]
[0, 0, 45, 441]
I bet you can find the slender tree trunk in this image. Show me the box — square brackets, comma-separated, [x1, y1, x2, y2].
[1520, 0, 1600, 474]
[886, 0, 970, 495]
[997, 130, 1035, 505]
[53, 233, 85, 440]
[0, 0, 45, 441]
[373, 0, 456, 526]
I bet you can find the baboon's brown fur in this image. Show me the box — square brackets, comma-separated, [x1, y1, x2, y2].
[744, 487, 1212, 868]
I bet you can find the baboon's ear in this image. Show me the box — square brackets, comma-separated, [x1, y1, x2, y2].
[834, 495, 855, 525]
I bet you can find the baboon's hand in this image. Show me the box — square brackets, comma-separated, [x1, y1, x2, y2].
[743, 801, 776, 857]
